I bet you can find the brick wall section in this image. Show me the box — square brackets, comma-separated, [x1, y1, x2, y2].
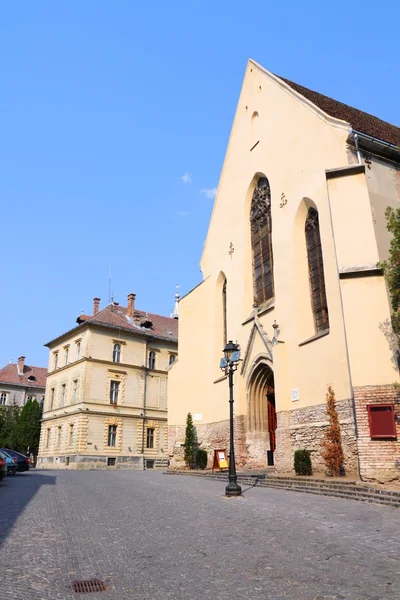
[354, 385, 400, 483]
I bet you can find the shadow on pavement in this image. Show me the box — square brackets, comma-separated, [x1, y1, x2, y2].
[0, 471, 57, 546]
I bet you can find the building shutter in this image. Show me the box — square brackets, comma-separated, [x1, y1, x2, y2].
[367, 404, 397, 439]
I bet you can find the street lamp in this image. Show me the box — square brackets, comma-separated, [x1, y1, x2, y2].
[220, 340, 242, 497]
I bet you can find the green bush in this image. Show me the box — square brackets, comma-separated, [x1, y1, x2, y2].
[196, 449, 208, 470]
[184, 412, 195, 467]
[294, 449, 312, 476]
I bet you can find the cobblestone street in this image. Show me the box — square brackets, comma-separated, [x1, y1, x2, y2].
[0, 470, 399, 600]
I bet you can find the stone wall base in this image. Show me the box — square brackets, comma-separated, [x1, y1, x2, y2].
[354, 384, 400, 483]
[168, 398, 358, 475]
[36, 454, 168, 470]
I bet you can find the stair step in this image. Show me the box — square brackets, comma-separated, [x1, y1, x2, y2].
[164, 470, 400, 507]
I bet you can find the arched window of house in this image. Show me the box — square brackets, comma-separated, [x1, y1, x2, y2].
[222, 279, 227, 347]
[305, 208, 329, 332]
[148, 351, 156, 370]
[169, 354, 176, 366]
[113, 343, 121, 363]
[76, 342, 81, 361]
[250, 177, 274, 304]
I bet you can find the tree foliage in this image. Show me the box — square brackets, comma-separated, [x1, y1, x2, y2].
[0, 404, 21, 449]
[321, 385, 345, 477]
[16, 399, 42, 457]
[0, 399, 42, 458]
[183, 412, 195, 468]
[380, 206, 400, 333]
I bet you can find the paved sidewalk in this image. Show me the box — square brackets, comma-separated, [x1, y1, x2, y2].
[0, 470, 399, 600]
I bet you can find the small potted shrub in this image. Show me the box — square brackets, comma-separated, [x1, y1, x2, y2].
[196, 449, 208, 470]
[294, 449, 312, 476]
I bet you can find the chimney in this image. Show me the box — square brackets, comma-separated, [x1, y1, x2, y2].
[17, 356, 25, 375]
[127, 293, 136, 318]
[93, 297, 100, 315]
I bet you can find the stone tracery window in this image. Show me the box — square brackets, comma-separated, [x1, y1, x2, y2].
[305, 208, 329, 332]
[250, 177, 274, 304]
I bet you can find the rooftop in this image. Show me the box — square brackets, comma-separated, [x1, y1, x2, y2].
[0, 361, 47, 389]
[280, 75, 400, 147]
[80, 303, 179, 342]
[46, 297, 179, 347]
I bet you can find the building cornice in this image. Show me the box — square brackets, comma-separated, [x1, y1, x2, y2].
[45, 320, 177, 349]
[42, 407, 167, 422]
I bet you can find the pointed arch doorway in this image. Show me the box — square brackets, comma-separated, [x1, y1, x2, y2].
[248, 362, 277, 466]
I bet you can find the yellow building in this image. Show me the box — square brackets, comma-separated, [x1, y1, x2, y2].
[37, 294, 178, 470]
[168, 60, 400, 483]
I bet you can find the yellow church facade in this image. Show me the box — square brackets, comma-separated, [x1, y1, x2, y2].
[37, 294, 178, 470]
[168, 60, 400, 482]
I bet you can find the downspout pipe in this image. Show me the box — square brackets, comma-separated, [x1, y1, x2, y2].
[353, 132, 362, 165]
[141, 336, 153, 468]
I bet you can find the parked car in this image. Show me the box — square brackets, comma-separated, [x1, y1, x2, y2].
[0, 450, 18, 475]
[0, 453, 6, 481]
[0, 449, 30, 473]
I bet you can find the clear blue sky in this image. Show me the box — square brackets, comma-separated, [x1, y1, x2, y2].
[1, 1, 399, 368]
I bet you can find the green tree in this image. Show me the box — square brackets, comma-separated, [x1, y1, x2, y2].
[0, 404, 21, 449]
[321, 385, 345, 477]
[380, 206, 400, 333]
[183, 412, 195, 468]
[16, 399, 42, 458]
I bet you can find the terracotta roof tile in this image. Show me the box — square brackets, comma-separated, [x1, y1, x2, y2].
[78, 303, 178, 342]
[280, 77, 400, 147]
[0, 363, 47, 389]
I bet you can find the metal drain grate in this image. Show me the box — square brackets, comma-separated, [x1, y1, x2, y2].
[72, 579, 108, 594]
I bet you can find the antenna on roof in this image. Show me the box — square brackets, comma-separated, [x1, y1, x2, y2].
[171, 284, 180, 319]
[108, 264, 112, 304]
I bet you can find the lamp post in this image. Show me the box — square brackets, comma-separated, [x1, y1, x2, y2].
[220, 340, 242, 497]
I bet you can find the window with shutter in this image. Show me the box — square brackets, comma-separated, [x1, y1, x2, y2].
[367, 405, 397, 439]
[250, 177, 274, 305]
[305, 208, 329, 332]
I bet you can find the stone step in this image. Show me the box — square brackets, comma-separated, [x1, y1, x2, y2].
[164, 471, 400, 507]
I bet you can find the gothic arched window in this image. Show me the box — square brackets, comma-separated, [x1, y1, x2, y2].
[113, 343, 121, 363]
[222, 279, 227, 347]
[250, 177, 274, 304]
[305, 208, 329, 332]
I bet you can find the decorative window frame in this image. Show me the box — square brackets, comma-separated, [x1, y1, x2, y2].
[107, 370, 126, 405]
[60, 382, 67, 407]
[144, 420, 158, 452]
[75, 338, 82, 361]
[72, 379, 79, 404]
[112, 342, 122, 363]
[63, 344, 70, 366]
[50, 386, 56, 410]
[104, 417, 123, 451]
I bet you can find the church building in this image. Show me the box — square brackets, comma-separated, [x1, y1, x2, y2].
[168, 60, 400, 483]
